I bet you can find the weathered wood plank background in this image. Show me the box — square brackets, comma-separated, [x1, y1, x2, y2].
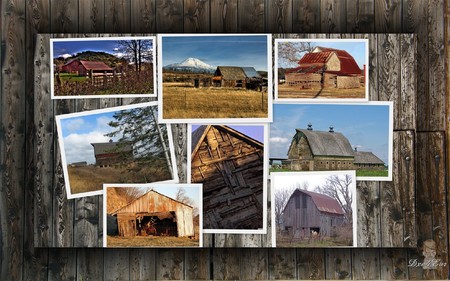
[0, 0, 448, 280]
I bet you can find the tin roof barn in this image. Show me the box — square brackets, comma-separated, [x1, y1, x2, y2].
[212, 66, 262, 89]
[110, 189, 194, 237]
[91, 140, 133, 166]
[282, 189, 345, 237]
[191, 125, 264, 230]
[61, 59, 113, 76]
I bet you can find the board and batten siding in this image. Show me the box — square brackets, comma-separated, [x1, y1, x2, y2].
[0, 0, 448, 280]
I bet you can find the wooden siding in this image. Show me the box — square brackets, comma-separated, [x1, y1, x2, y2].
[0, 1, 447, 281]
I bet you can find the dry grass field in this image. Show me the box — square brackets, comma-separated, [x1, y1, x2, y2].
[107, 235, 200, 247]
[276, 225, 353, 247]
[68, 163, 171, 194]
[277, 84, 365, 99]
[162, 83, 268, 119]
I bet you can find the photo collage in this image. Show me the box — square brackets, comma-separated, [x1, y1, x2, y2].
[52, 34, 393, 248]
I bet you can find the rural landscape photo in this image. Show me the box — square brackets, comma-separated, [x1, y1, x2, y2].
[160, 35, 270, 120]
[272, 171, 356, 247]
[276, 39, 367, 100]
[191, 125, 266, 232]
[51, 37, 154, 97]
[105, 184, 201, 247]
[56, 103, 175, 197]
[270, 103, 392, 179]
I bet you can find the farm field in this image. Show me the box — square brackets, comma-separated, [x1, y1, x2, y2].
[68, 163, 171, 194]
[107, 235, 200, 247]
[269, 167, 388, 177]
[277, 84, 365, 99]
[162, 83, 268, 119]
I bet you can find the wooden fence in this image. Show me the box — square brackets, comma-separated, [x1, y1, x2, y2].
[0, 0, 448, 280]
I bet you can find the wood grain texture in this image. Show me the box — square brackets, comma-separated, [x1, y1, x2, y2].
[357, 182, 381, 247]
[346, 0, 374, 32]
[325, 249, 352, 279]
[292, 0, 320, 32]
[374, 0, 402, 32]
[238, 0, 265, 32]
[320, 0, 346, 33]
[185, 249, 211, 280]
[184, 0, 210, 32]
[79, 0, 105, 32]
[240, 248, 268, 280]
[352, 249, 380, 280]
[380, 248, 407, 279]
[296, 249, 325, 279]
[104, 249, 130, 281]
[367, 33, 379, 100]
[268, 249, 296, 279]
[213, 248, 241, 280]
[377, 34, 400, 104]
[129, 249, 156, 280]
[156, 249, 184, 280]
[48, 249, 77, 281]
[131, 0, 156, 33]
[267, 0, 292, 33]
[210, 0, 238, 32]
[156, 0, 183, 32]
[105, 0, 131, 33]
[77, 249, 104, 281]
[50, 0, 78, 32]
[399, 34, 417, 130]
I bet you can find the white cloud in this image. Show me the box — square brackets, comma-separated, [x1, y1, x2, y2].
[63, 131, 110, 164]
[270, 137, 289, 143]
[61, 53, 72, 59]
[63, 118, 85, 132]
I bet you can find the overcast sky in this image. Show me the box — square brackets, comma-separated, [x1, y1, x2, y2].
[270, 104, 390, 164]
[162, 35, 269, 71]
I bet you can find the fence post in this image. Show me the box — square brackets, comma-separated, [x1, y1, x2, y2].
[103, 71, 107, 86]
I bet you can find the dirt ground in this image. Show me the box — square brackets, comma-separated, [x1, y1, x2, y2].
[107, 235, 200, 247]
[277, 84, 366, 99]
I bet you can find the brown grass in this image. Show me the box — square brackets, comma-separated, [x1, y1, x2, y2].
[107, 235, 200, 247]
[162, 83, 268, 119]
[277, 84, 365, 99]
[276, 225, 353, 247]
[68, 163, 171, 194]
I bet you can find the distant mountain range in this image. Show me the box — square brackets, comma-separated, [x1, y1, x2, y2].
[164, 57, 216, 73]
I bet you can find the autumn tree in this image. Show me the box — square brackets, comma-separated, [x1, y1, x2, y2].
[115, 39, 153, 72]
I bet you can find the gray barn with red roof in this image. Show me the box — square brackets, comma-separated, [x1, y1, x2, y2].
[282, 189, 345, 237]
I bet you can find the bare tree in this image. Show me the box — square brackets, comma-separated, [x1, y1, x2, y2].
[175, 186, 198, 216]
[277, 41, 316, 68]
[116, 39, 153, 72]
[314, 175, 353, 224]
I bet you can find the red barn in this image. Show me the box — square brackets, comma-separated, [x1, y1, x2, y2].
[61, 59, 113, 76]
[91, 140, 133, 167]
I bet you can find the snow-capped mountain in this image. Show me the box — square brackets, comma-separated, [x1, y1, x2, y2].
[164, 57, 216, 73]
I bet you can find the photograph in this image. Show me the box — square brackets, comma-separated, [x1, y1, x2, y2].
[271, 171, 357, 247]
[55, 102, 178, 199]
[103, 183, 202, 248]
[158, 34, 272, 123]
[50, 36, 156, 99]
[270, 102, 393, 181]
[189, 124, 268, 233]
[275, 38, 368, 101]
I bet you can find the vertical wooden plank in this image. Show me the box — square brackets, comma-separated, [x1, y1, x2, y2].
[380, 249, 407, 280]
[352, 249, 380, 280]
[346, 0, 374, 32]
[79, 0, 105, 32]
[357, 182, 381, 247]
[50, 0, 79, 32]
[367, 34, 378, 100]
[426, 0, 446, 131]
[238, 0, 265, 32]
[268, 249, 296, 279]
[381, 131, 416, 247]
[171, 124, 187, 183]
[292, 0, 320, 32]
[240, 248, 268, 280]
[296, 249, 325, 280]
[105, 0, 131, 33]
[129, 249, 156, 280]
[407, 248, 424, 280]
[184, 0, 210, 32]
[130, 0, 156, 33]
[210, 0, 238, 32]
[74, 196, 100, 247]
[267, 0, 292, 33]
[155, 249, 184, 280]
[0, 0, 26, 279]
[399, 34, 417, 130]
[104, 249, 130, 281]
[374, 0, 402, 32]
[77, 249, 104, 281]
[185, 249, 210, 280]
[212, 249, 240, 280]
[447, 0, 450, 274]
[320, 0, 346, 33]
[325, 249, 352, 280]
[155, 0, 183, 32]
[48, 249, 77, 281]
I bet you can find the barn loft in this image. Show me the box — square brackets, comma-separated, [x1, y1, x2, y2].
[110, 189, 194, 237]
[212, 66, 263, 89]
[191, 125, 264, 230]
[283, 124, 385, 171]
[91, 140, 133, 167]
[282, 189, 345, 238]
[285, 46, 364, 89]
[61, 59, 114, 76]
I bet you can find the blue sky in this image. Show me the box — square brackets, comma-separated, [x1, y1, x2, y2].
[278, 41, 366, 69]
[192, 125, 264, 144]
[53, 39, 154, 58]
[270, 104, 390, 164]
[162, 35, 269, 71]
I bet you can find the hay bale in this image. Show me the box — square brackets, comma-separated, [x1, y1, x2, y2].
[336, 76, 360, 89]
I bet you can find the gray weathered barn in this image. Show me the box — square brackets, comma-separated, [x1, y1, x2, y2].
[282, 189, 345, 238]
[212, 66, 262, 89]
[191, 125, 264, 230]
[91, 140, 133, 166]
[110, 189, 194, 237]
[283, 125, 385, 171]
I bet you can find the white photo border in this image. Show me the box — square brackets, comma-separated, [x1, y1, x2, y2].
[55, 101, 179, 199]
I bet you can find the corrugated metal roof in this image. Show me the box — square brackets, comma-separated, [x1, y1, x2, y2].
[91, 141, 132, 155]
[293, 129, 354, 157]
[299, 51, 333, 64]
[287, 65, 324, 74]
[354, 151, 385, 164]
[286, 189, 345, 215]
[79, 60, 113, 71]
[241, 67, 261, 78]
[214, 66, 247, 80]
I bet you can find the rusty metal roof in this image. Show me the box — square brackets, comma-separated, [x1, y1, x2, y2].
[289, 189, 345, 215]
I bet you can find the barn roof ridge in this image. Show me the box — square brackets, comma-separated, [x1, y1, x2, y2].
[284, 188, 345, 215]
[354, 151, 385, 164]
[293, 128, 355, 158]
